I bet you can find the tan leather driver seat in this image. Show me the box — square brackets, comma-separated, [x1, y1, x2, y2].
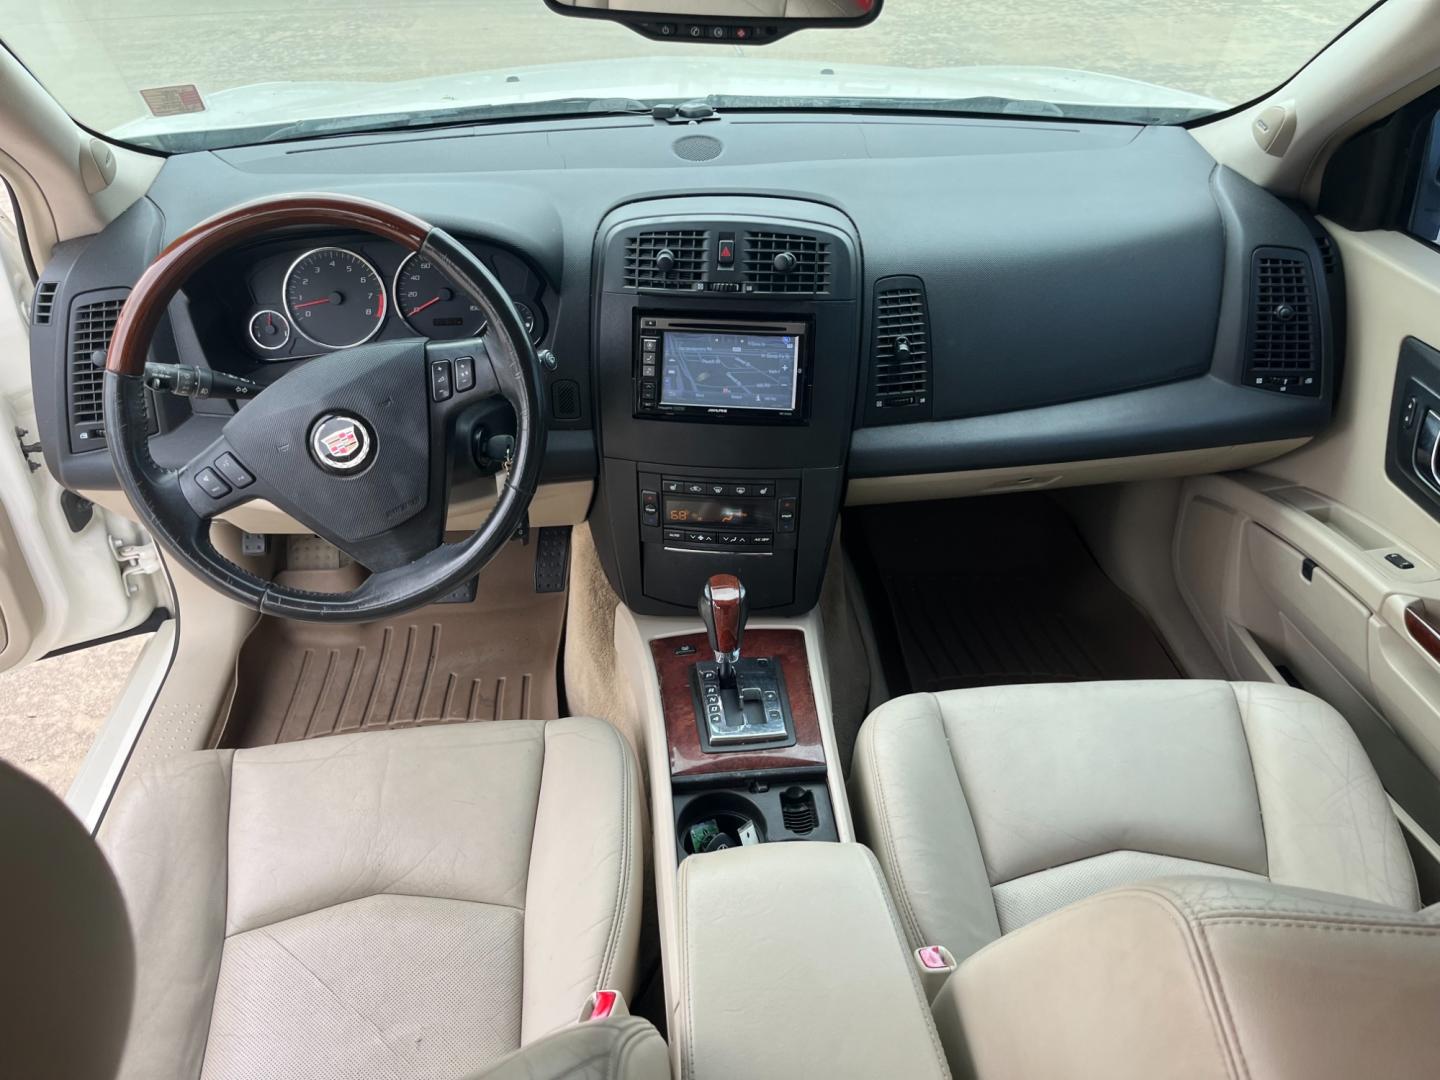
[100, 719, 643, 1080]
[852, 680, 1421, 962]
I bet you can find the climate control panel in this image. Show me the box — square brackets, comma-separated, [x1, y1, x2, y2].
[638, 472, 799, 555]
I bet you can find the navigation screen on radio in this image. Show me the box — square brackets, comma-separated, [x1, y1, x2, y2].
[659, 330, 800, 412]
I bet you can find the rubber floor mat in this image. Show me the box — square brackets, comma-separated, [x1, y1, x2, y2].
[847, 496, 1180, 693]
[224, 538, 566, 747]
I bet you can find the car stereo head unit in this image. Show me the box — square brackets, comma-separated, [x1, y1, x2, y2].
[635, 315, 809, 423]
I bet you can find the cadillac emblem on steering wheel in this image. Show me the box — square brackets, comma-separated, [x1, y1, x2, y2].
[309, 413, 373, 473]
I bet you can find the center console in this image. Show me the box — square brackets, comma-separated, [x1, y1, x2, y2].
[589, 197, 862, 616]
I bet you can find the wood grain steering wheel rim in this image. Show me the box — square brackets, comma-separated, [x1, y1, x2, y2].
[103, 193, 545, 622]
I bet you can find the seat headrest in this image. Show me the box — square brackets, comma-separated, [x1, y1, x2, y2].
[0, 760, 134, 1080]
[934, 875, 1440, 1080]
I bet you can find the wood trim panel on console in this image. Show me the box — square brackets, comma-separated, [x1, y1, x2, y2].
[651, 628, 825, 778]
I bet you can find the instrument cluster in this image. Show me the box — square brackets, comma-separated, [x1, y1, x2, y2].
[234, 237, 548, 362]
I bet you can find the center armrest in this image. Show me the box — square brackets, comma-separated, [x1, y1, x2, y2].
[674, 843, 950, 1080]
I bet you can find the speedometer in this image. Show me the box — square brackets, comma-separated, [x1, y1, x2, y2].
[394, 253, 485, 340]
[283, 247, 386, 348]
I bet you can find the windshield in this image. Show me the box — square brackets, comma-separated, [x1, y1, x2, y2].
[0, 0, 1381, 151]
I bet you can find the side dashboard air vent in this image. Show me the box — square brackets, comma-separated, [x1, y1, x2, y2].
[624, 230, 709, 290]
[868, 276, 932, 419]
[1244, 248, 1320, 396]
[743, 232, 831, 294]
[67, 291, 128, 451]
[32, 281, 58, 325]
[1315, 233, 1337, 275]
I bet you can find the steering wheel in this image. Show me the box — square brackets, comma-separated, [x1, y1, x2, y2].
[103, 194, 544, 621]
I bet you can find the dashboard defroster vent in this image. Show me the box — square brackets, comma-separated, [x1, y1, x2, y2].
[1244, 249, 1320, 396]
[66, 290, 127, 452]
[33, 281, 58, 325]
[868, 276, 932, 420]
[742, 232, 830, 294]
[624, 230, 709, 290]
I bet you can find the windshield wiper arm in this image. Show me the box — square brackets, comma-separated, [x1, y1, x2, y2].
[252, 96, 655, 145]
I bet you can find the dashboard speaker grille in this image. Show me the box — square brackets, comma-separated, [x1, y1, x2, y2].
[551, 379, 581, 421]
[869, 276, 932, 420]
[1245, 248, 1320, 396]
[67, 291, 127, 452]
[32, 281, 58, 325]
[742, 231, 831, 294]
[673, 134, 723, 162]
[624, 230, 709, 290]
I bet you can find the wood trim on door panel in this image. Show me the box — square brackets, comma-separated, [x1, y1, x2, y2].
[1405, 603, 1440, 666]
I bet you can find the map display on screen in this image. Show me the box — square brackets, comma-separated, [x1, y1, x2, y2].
[659, 330, 800, 412]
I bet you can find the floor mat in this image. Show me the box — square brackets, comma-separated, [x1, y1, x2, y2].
[846, 496, 1180, 693]
[224, 538, 567, 747]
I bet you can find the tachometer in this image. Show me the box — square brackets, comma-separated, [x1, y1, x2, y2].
[394, 253, 485, 340]
[283, 247, 386, 348]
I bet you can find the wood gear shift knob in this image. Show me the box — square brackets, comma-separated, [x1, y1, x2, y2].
[699, 573, 747, 665]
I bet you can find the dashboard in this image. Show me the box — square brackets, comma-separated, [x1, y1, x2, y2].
[29, 111, 1341, 615]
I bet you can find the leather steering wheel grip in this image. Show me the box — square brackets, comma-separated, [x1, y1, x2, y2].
[102, 193, 546, 621]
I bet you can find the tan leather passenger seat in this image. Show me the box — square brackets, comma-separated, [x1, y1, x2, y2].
[851, 680, 1420, 962]
[100, 719, 643, 1080]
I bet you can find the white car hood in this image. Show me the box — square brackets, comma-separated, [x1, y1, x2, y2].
[114, 56, 1223, 140]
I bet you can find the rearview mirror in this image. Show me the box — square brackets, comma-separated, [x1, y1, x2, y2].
[545, 0, 881, 45]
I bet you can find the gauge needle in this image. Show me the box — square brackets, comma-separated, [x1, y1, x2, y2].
[407, 296, 441, 316]
[293, 298, 330, 309]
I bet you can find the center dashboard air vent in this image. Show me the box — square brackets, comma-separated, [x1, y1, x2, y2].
[867, 276, 932, 422]
[624, 230, 709, 290]
[1244, 248, 1320, 396]
[742, 232, 831, 295]
[620, 225, 834, 295]
[66, 289, 128, 452]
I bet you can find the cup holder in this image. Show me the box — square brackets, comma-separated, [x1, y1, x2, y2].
[677, 790, 767, 854]
[672, 778, 838, 861]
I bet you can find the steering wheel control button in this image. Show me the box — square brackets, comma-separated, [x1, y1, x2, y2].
[214, 452, 255, 488]
[193, 467, 231, 499]
[429, 358, 454, 401]
[309, 414, 373, 473]
[453, 355, 476, 393]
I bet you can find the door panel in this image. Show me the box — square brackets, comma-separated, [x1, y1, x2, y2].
[1174, 222, 1440, 847]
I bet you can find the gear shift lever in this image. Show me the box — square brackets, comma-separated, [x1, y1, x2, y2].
[698, 574, 748, 684]
[692, 573, 789, 749]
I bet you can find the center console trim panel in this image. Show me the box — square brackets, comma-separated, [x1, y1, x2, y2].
[651, 627, 826, 777]
[590, 197, 861, 617]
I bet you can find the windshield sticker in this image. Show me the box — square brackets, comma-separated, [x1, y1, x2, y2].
[140, 84, 206, 118]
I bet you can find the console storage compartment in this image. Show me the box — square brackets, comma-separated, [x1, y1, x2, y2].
[675, 843, 949, 1080]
